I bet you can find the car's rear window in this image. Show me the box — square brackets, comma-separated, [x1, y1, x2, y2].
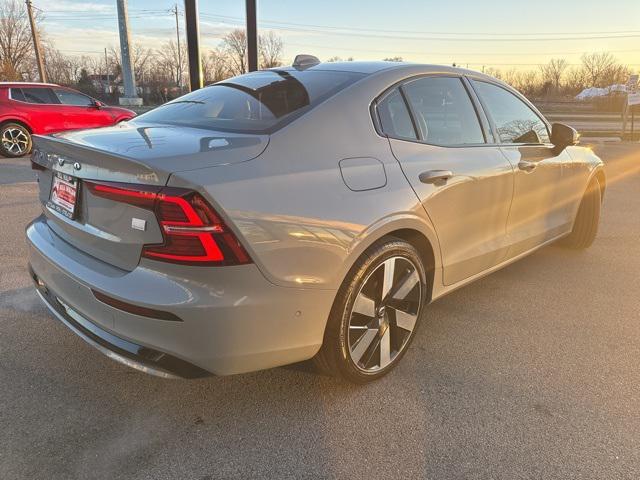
[133, 69, 365, 133]
[11, 87, 59, 104]
[10, 88, 26, 102]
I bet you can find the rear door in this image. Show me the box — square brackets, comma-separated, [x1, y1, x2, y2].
[13, 87, 64, 134]
[470, 80, 572, 258]
[53, 88, 113, 130]
[378, 75, 515, 286]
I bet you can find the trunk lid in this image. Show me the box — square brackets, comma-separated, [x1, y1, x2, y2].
[32, 123, 268, 271]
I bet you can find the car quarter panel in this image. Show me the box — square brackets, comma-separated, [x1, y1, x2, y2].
[168, 69, 444, 291]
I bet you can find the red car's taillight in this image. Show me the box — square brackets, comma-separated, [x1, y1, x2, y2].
[86, 181, 251, 266]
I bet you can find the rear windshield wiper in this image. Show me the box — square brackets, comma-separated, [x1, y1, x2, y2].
[168, 100, 205, 105]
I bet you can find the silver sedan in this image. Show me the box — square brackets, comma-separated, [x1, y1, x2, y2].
[27, 58, 604, 383]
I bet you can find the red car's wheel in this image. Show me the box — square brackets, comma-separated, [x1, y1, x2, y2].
[0, 122, 32, 158]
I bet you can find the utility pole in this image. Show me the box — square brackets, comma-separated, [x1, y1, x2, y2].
[183, 0, 202, 91]
[115, 0, 141, 105]
[172, 4, 182, 91]
[25, 0, 46, 82]
[246, 0, 258, 72]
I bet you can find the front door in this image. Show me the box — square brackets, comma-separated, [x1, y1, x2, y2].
[471, 80, 570, 257]
[53, 88, 113, 130]
[379, 75, 515, 286]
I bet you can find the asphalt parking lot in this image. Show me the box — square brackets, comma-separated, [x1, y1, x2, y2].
[1, 143, 639, 479]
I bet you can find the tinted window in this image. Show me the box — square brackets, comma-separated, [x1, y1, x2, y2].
[402, 77, 485, 145]
[377, 89, 417, 140]
[54, 88, 93, 106]
[473, 81, 550, 144]
[10, 88, 26, 102]
[21, 87, 59, 104]
[135, 69, 365, 133]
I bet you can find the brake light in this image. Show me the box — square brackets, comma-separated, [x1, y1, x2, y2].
[86, 181, 251, 266]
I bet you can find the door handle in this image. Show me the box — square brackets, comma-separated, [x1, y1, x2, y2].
[419, 170, 453, 184]
[518, 160, 537, 172]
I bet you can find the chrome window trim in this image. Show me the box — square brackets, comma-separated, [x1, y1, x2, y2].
[371, 72, 492, 149]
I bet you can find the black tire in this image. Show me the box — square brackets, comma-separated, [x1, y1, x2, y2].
[560, 177, 601, 249]
[0, 122, 32, 158]
[314, 238, 428, 383]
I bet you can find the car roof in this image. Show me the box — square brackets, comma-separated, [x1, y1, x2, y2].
[273, 60, 499, 81]
[0, 82, 60, 88]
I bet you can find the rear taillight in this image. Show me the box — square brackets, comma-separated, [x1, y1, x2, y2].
[86, 181, 251, 266]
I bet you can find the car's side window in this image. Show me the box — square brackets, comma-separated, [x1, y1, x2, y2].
[472, 80, 550, 144]
[54, 89, 94, 106]
[10, 88, 26, 102]
[377, 88, 417, 140]
[401, 76, 485, 146]
[20, 87, 60, 105]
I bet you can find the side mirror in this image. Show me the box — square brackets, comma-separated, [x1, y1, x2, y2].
[92, 100, 103, 109]
[551, 123, 579, 149]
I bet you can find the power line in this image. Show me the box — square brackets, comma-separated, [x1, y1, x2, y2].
[200, 13, 640, 37]
[34, 8, 640, 41]
[285, 42, 640, 58]
[199, 13, 640, 42]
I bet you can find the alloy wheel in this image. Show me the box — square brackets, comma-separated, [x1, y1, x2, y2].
[1, 127, 30, 156]
[347, 255, 423, 373]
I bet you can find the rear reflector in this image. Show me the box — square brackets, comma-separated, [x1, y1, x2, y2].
[92, 289, 183, 322]
[86, 181, 252, 266]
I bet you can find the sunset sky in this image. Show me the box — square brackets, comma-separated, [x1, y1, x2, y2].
[36, 0, 640, 71]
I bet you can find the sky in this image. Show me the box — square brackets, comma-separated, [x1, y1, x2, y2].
[35, 0, 640, 72]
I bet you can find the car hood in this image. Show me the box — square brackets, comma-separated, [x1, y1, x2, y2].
[50, 122, 269, 174]
[105, 106, 137, 117]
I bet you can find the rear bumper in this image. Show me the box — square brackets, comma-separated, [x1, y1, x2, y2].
[27, 216, 336, 377]
[29, 266, 208, 379]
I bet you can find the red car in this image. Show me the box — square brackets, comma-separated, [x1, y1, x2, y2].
[0, 82, 136, 157]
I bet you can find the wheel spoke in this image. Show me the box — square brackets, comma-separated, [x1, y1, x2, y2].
[353, 292, 376, 317]
[393, 308, 418, 332]
[350, 328, 378, 364]
[392, 270, 419, 300]
[379, 326, 391, 367]
[381, 258, 396, 299]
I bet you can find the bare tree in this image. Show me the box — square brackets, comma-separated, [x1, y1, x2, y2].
[498, 68, 540, 97]
[483, 67, 502, 80]
[109, 44, 153, 85]
[540, 58, 568, 93]
[258, 31, 283, 69]
[42, 45, 74, 85]
[156, 40, 187, 88]
[580, 52, 622, 88]
[221, 29, 247, 76]
[203, 48, 230, 84]
[0, 0, 36, 80]
[564, 67, 587, 93]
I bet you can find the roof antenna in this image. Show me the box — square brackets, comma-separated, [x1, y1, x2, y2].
[293, 54, 320, 70]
